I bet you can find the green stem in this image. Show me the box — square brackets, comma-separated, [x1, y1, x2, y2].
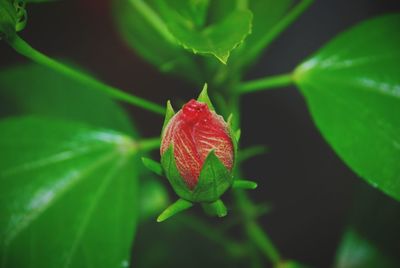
[243, 0, 314, 64]
[221, 93, 282, 266]
[7, 35, 165, 115]
[246, 221, 281, 265]
[234, 190, 282, 266]
[137, 137, 160, 152]
[235, 73, 294, 94]
[178, 215, 247, 259]
[129, 0, 176, 44]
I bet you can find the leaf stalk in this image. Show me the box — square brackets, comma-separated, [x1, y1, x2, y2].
[7, 35, 165, 115]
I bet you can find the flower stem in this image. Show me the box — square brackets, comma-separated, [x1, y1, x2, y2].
[235, 73, 294, 94]
[6, 35, 165, 115]
[178, 215, 247, 259]
[234, 190, 282, 266]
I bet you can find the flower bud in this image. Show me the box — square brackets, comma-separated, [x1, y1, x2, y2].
[160, 98, 235, 202]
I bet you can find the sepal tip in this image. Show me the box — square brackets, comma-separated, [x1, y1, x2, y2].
[197, 83, 216, 111]
[232, 180, 258, 190]
[157, 198, 193, 222]
[141, 157, 163, 176]
[202, 199, 227, 218]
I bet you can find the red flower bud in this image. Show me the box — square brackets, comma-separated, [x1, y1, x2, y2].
[160, 99, 234, 189]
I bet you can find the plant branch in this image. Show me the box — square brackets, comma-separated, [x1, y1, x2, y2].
[129, 0, 176, 44]
[243, 0, 314, 64]
[6, 35, 165, 115]
[234, 190, 282, 266]
[137, 137, 161, 152]
[178, 215, 248, 259]
[238, 145, 269, 164]
[235, 73, 294, 94]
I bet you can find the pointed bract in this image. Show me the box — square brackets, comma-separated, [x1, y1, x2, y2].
[141, 157, 163, 176]
[157, 198, 193, 222]
[197, 83, 216, 111]
[161, 100, 175, 134]
[232, 180, 258, 190]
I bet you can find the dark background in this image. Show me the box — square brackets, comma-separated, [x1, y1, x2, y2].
[1, 0, 400, 267]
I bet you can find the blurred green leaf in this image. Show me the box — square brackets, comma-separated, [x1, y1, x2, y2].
[202, 0, 294, 86]
[232, 0, 293, 68]
[132, 215, 246, 268]
[138, 177, 169, 221]
[334, 186, 400, 268]
[158, 0, 252, 64]
[113, 0, 203, 82]
[277, 260, 310, 268]
[0, 0, 26, 37]
[0, 116, 140, 268]
[294, 14, 400, 201]
[0, 63, 136, 135]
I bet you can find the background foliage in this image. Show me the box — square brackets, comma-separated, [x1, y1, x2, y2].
[1, 0, 400, 267]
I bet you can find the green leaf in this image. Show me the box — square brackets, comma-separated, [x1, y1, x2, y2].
[0, 63, 136, 136]
[0, 116, 140, 268]
[192, 151, 233, 202]
[157, 198, 193, 222]
[112, 0, 203, 82]
[159, 1, 253, 64]
[294, 14, 400, 201]
[142, 157, 163, 176]
[334, 186, 400, 268]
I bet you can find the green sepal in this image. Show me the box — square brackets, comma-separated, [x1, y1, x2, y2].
[157, 198, 193, 222]
[161, 100, 175, 134]
[141, 157, 163, 176]
[197, 83, 216, 111]
[160, 145, 193, 200]
[191, 150, 233, 202]
[227, 113, 239, 167]
[234, 129, 241, 143]
[201, 199, 227, 218]
[232, 179, 258, 190]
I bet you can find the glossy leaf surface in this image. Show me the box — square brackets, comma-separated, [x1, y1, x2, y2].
[294, 14, 400, 201]
[0, 63, 136, 135]
[158, 0, 252, 64]
[113, 0, 202, 82]
[0, 117, 140, 268]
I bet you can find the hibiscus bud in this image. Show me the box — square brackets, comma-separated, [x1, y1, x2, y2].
[160, 97, 236, 202]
